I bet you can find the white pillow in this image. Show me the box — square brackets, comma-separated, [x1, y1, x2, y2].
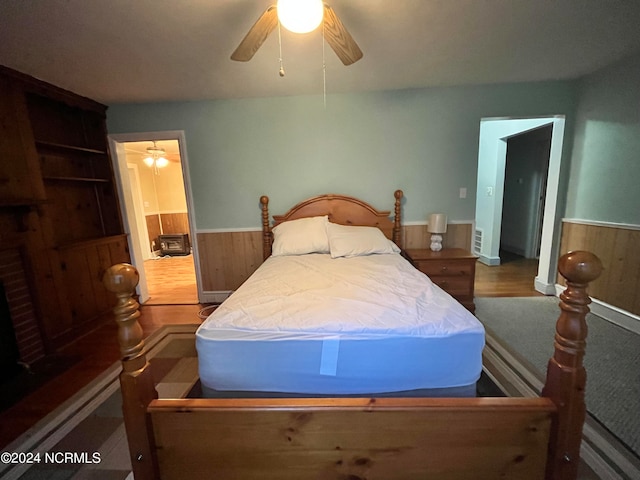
[271, 215, 330, 256]
[327, 223, 400, 258]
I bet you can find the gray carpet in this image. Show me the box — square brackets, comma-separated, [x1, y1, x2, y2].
[475, 296, 640, 458]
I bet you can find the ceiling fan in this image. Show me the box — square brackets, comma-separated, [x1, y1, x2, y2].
[230, 0, 363, 66]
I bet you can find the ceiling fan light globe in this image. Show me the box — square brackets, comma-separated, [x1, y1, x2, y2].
[156, 157, 169, 168]
[143, 156, 155, 167]
[277, 0, 323, 34]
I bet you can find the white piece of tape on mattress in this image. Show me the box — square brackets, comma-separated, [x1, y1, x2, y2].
[320, 337, 340, 376]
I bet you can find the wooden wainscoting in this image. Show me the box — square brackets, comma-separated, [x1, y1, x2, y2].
[146, 212, 190, 250]
[559, 220, 640, 315]
[196, 223, 473, 292]
[403, 223, 473, 250]
[196, 231, 264, 291]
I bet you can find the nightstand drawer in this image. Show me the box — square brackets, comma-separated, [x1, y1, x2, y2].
[430, 276, 473, 296]
[404, 248, 478, 313]
[416, 260, 474, 278]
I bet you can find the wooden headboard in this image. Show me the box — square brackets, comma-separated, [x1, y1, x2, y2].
[260, 190, 403, 260]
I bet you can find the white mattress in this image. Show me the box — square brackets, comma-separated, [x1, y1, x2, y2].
[196, 253, 485, 394]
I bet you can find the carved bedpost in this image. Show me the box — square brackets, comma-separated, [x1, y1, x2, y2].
[542, 251, 602, 480]
[103, 263, 159, 480]
[393, 189, 403, 247]
[260, 195, 271, 260]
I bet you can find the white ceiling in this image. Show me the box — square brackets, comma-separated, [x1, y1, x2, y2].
[2, 0, 640, 104]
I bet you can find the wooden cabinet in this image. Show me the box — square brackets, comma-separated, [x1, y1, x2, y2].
[0, 65, 129, 351]
[405, 248, 478, 313]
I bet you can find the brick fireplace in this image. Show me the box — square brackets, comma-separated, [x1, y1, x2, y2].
[0, 248, 46, 367]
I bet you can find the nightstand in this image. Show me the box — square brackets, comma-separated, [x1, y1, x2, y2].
[405, 248, 478, 313]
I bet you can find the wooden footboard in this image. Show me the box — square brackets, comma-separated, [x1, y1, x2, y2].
[103, 250, 602, 480]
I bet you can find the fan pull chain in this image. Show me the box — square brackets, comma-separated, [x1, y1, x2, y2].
[278, 22, 285, 77]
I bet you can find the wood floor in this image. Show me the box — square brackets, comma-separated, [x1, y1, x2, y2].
[475, 255, 542, 297]
[144, 254, 198, 305]
[0, 254, 542, 449]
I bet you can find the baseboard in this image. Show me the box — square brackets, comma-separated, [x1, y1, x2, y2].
[478, 254, 501, 266]
[535, 277, 557, 295]
[590, 300, 640, 336]
[554, 284, 640, 335]
[201, 290, 232, 304]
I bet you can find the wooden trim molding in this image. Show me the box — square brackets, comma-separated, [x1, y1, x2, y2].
[562, 218, 640, 231]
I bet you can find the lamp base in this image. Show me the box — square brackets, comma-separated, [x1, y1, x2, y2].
[430, 234, 443, 252]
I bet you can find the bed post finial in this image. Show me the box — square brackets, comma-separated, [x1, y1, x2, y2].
[393, 189, 403, 247]
[542, 251, 602, 480]
[261, 195, 271, 260]
[103, 263, 160, 480]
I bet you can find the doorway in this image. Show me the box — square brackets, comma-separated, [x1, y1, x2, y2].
[500, 124, 552, 261]
[474, 116, 566, 295]
[109, 132, 200, 305]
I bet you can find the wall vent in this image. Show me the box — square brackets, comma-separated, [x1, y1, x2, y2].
[474, 229, 483, 255]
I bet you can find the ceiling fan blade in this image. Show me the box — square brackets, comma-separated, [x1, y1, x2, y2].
[322, 4, 363, 66]
[231, 5, 278, 62]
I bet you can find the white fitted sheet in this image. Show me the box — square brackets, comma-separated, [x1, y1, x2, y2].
[196, 253, 485, 394]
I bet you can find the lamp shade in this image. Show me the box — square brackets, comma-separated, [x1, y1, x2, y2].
[427, 214, 447, 234]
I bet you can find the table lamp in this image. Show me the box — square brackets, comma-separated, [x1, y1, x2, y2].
[428, 213, 447, 251]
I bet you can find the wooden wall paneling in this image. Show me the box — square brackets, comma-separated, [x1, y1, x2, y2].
[27, 247, 72, 349]
[107, 235, 131, 266]
[57, 247, 94, 340]
[221, 231, 262, 290]
[25, 92, 85, 147]
[560, 221, 640, 316]
[87, 243, 114, 314]
[146, 215, 162, 250]
[198, 226, 473, 293]
[402, 223, 472, 250]
[1, 66, 129, 350]
[55, 235, 128, 345]
[95, 182, 125, 237]
[160, 212, 190, 237]
[197, 233, 223, 291]
[0, 76, 44, 202]
[197, 231, 263, 291]
[236, 231, 263, 285]
[610, 228, 640, 314]
[43, 182, 105, 244]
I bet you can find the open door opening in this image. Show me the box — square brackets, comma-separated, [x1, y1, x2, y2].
[109, 132, 200, 305]
[474, 116, 566, 295]
[500, 124, 553, 263]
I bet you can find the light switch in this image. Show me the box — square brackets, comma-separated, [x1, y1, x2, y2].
[459, 187, 467, 199]
[487, 186, 493, 196]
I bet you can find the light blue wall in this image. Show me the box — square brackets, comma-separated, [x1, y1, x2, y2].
[566, 51, 640, 224]
[107, 81, 577, 230]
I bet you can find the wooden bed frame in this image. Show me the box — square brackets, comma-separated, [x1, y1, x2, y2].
[103, 191, 603, 480]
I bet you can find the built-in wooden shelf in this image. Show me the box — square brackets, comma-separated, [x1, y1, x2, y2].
[0, 198, 47, 208]
[43, 176, 110, 183]
[35, 140, 107, 155]
[55, 233, 128, 251]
